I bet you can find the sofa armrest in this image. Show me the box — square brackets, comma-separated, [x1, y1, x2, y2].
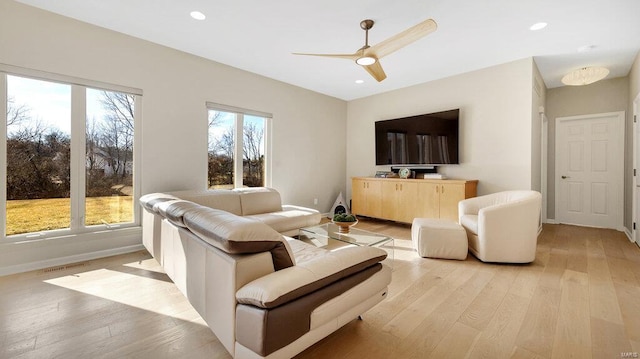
[458, 195, 485, 218]
[236, 246, 386, 308]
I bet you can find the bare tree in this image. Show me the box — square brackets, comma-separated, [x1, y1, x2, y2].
[6, 96, 30, 128]
[243, 122, 264, 187]
[243, 122, 263, 162]
[85, 115, 106, 187]
[208, 111, 221, 128]
[100, 92, 134, 133]
[99, 91, 134, 180]
[6, 126, 70, 200]
[9, 117, 47, 141]
[207, 111, 236, 187]
[208, 111, 232, 155]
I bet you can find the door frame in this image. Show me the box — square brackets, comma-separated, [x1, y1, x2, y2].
[555, 111, 625, 231]
[541, 112, 548, 223]
[634, 94, 640, 245]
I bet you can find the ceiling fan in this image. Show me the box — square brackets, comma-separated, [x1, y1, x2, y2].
[293, 18, 437, 82]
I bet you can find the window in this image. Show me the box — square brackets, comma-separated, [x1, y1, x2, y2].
[85, 88, 135, 227]
[1, 70, 141, 240]
[207, 104, 271, 189]
[6, 77, 71, 235]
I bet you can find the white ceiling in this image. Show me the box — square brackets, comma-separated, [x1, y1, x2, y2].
[16, 0, 640, 101]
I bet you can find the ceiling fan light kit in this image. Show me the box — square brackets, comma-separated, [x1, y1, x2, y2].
[561, 66, 609, 86]
[356, 56, 377, 66]
[293, 18, 437, 82]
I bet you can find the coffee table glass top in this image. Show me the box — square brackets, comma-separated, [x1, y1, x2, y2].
[299, 223, 393, 247]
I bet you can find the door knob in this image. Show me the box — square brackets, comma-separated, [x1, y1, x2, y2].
[561, 175, 570, 179]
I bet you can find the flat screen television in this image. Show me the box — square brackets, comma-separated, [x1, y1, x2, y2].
[375, 109, 459, 166]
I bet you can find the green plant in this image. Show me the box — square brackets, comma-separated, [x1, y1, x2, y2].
[332, 213, 357, 222]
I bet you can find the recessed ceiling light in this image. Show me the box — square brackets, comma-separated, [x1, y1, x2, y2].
[529, 22, 547, 31]
[355, 80, 364, 84]
[190, 11, 206, 20]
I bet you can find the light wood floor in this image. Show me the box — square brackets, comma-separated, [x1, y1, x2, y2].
[1, 220, 640, 358]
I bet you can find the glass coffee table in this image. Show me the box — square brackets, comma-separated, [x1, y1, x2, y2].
[298, 223, 394, 264]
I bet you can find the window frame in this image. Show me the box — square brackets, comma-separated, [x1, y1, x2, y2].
[206, 102, 272, 189]
[1, 64, 142, 242]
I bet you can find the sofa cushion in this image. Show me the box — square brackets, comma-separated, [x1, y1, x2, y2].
[139, 192, 179, 213]
[235, 246, 387, 308]
[285, 237, 327, 264]
[169, 189, 243, 216]
[154, 199, 202, 228]
[247, 209, 320, 234]
[183, 206, 295, 270]
[234, 187, 283, 216]
[460, 214, 479, 235]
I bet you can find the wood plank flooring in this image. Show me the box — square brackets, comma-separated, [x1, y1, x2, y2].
[1, 220, 639, 358]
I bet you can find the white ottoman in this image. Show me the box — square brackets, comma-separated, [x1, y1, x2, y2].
[411, 218, 468, 260]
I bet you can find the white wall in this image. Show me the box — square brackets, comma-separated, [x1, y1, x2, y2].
[346, 58, 536, 199]
[0, 0, 347, 274]
[631, 52, 640, 102]
[531, 61, 547, 193]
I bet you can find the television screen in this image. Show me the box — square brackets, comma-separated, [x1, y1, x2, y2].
[375, 109, 459, 166]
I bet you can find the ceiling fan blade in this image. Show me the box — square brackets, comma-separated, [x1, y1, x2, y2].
[363, 61, 387, 82]
[292, 52, 359, 60]
[368, 18, 437, 59]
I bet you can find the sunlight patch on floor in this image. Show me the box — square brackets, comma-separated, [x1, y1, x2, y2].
[42, 263, 206, 325]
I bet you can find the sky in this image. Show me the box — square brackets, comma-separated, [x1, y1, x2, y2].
[207, 110, 265, 156]
[7, 75, 109, 135]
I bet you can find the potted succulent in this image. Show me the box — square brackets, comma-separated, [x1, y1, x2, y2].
[332, 213, 358, 233]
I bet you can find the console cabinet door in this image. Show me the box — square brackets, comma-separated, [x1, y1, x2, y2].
[365, 180, 382, 217]
[352, 178, 367, 215]
[417, 182, 466, 220]
[417, 182, 440, 218]
[439, 183, 466, 221]
[396, 182, 419, 223]
[380, 181, 398, 220]
[352, 178, 381, 218]
[381, 181, 418, 223]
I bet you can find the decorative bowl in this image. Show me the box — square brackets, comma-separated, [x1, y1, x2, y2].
[332, 219, 358, 233]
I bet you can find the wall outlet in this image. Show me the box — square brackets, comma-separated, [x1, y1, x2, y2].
[313, 198, 318, 205]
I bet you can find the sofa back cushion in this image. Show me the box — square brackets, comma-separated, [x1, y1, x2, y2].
[183, 206, 294, 270]
[486, 190, 540, 208]
[139, 193, 179, 213]
[169, 190, 243, 215]
[234, 187, 283, 216]
[154, 199, 202, 228]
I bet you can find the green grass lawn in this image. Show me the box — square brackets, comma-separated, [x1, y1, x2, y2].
[6, 196, 133, 236]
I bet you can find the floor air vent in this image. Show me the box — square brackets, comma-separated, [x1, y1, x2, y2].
[43, 262, 87, 273]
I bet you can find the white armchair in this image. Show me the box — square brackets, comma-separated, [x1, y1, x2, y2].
[458, 190, 542, 263]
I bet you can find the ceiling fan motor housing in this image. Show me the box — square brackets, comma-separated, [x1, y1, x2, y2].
[360, 19, 374, 30]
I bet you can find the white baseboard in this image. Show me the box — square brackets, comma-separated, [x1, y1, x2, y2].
[0, 244, 145, 277]
[624, 228, 634, 243]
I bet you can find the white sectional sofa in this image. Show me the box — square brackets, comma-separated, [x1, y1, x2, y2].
[140, 187, 392, 359]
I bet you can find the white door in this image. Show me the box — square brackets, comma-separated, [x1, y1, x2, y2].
[556, 112, 624, 230]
